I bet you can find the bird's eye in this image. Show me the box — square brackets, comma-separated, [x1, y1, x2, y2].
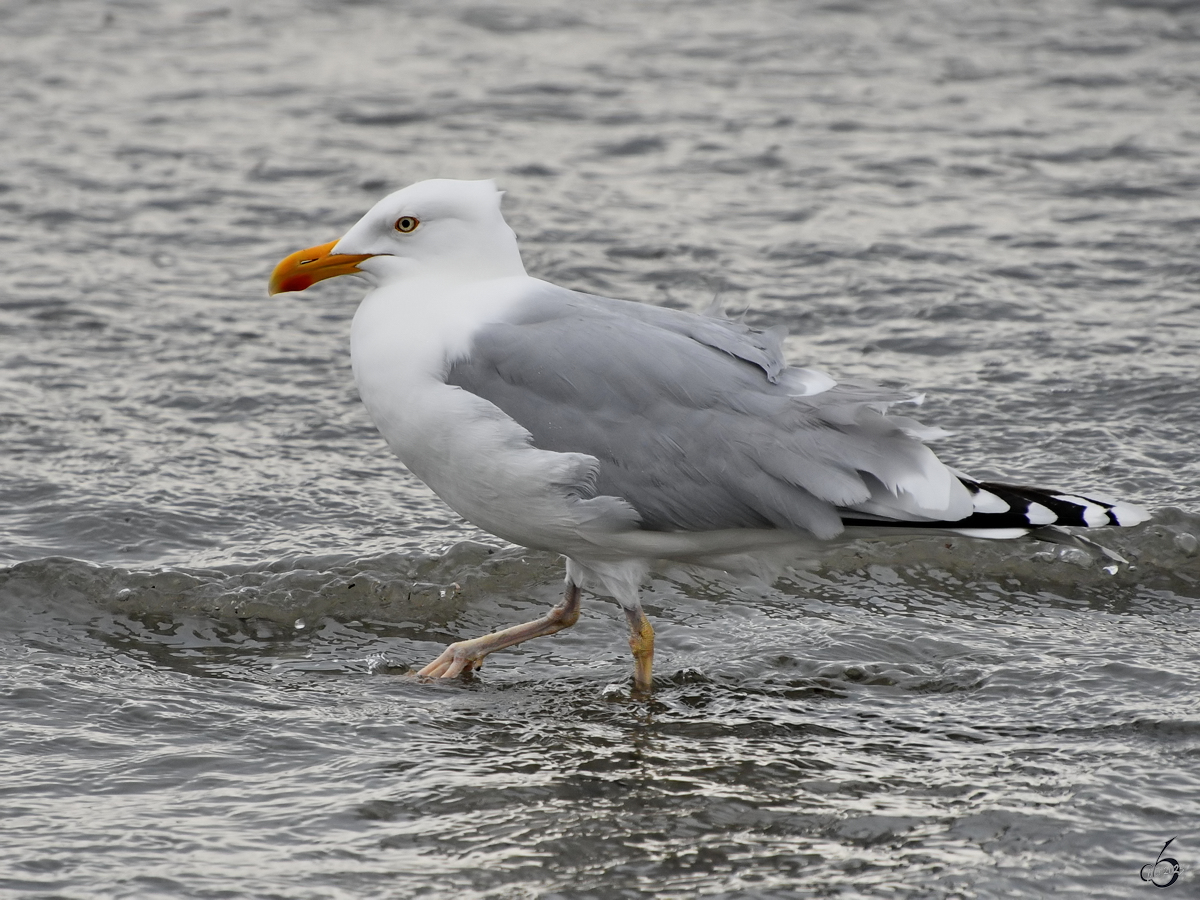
[394, 216, 419, 233]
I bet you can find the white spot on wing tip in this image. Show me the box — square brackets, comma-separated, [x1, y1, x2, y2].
[1026, 502, 1058, 526]
[972, 489, 1010, 514]
[1110, 502, 1151, 526]
[1055, 494, 1150, 528]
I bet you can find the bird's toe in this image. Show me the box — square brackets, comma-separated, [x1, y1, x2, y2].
[417, 643, 479, 680]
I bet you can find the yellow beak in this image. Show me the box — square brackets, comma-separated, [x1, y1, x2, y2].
[268, 240, 373, 295]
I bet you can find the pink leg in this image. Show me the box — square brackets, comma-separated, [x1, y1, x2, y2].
[417, 582, 582, 680]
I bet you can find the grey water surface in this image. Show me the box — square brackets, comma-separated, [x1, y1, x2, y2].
[2, 1, 1199, 897]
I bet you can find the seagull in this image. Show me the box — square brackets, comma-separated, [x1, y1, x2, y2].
[269, 178, 1149, 693]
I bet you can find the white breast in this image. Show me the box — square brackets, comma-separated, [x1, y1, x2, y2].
[348, 275, 617, 551]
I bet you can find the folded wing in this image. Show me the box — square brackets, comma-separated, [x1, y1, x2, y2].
[446, 283, 975, 540]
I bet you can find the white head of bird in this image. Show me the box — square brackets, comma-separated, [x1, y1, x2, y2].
[268, 178, 525, 295]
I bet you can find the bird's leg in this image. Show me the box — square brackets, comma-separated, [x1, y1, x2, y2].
[623, 604, 655, 696]
[417, 581, 582, 680]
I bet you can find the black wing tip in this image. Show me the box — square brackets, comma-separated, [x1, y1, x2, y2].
[841, 480, 1150, 533]
[969, 481, 1150, 530]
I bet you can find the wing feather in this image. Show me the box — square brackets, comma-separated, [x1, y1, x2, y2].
[446, 283, 968, 539]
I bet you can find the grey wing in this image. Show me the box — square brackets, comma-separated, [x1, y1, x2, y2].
[447, 285, 961, 540]
[573, 291, 789, 383]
